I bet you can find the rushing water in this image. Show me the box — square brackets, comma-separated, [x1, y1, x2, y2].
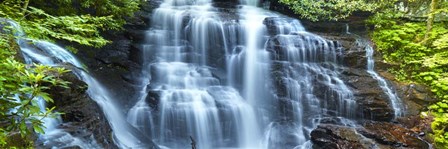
[127, 0, 357, 148]
[346, 24, 404, 118]
[365, 44, 404, 117]
[4, 20, 97, 148]
[5, 20, 156, 148]
[5, 0, 405, 148]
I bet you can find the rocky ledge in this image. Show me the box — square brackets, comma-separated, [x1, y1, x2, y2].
[43, 70, 117, 148]
[312, 32, 435, 148]
[311, 121, 431, 149]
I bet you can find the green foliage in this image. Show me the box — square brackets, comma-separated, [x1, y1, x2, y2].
[1, 0, 143, 47]
[0, 31, 69, 147]
[279, 0, 380, 21]
[371, 17, 448, 148]
[429, 102, 448, 148]
[29, 0, 141, 25]
[0, 1, 120, 47]
[280, 0, 448, 22]
[0, 0, 143, 147]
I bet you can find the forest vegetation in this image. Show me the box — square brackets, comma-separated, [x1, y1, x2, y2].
[280, 0, 447, 148]
[0, 0, 447, 148]
[0, 0, 141, 147]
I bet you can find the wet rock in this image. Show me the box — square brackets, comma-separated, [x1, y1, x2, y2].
[266, 33, 343, 62]
[397, 82, 435, 115]
[129, 44, 146, 65]
[95, 39, 131, 67]
[212, 0, 240, 8]
[263, 17, 295, 35]
[340, 67, 394, 121]
[343, 50, 368, 69]
[396, 115, 434, 137]
[311, 124, 373, 149]
[124, 29, 148, 44]
[359, 121, 430, 148]
[47, 70, 117, 148]
[311, 122, 430, 149]
[266, 121, 305, 149]
[145, 90, 162, 110]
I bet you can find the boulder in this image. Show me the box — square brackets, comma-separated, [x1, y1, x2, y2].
[311, 124, 374, 149]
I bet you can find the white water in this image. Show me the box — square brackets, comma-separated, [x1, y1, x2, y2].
[346, 24, 404, 118]
[4, 20, 99, 148]
[5, 20, 154, 148]
[30, 42, 154, 148]
[128, 0, 263, 148]
[365, 45, 404, 117]
[3, 1, 401, 148]
[241, 6, 269, 108]
[129, 0, 358, 148]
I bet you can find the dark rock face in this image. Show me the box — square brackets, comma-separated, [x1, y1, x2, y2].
[341, 68, 394, 121]
[359, 121, 429, 148]
[47, 71, 117, 148]
[310, 32, 434, 148]
[311, 124, 371, 149]
[59, 1, 434, 148]
[311, 121, 430, 149]
[378, 71, 436, 116]
[266, 32, 396, 122]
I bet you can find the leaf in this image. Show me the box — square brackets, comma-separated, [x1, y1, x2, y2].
[39, 92, 53, 103]
[33, 125, 44, 134]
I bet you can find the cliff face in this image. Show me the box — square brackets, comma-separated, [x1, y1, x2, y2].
[62, 1, 434, 148]
[309, 33, 433, 149]
[43, 70, 117, 148]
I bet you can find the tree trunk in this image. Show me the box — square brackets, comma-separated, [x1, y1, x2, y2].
[424, 0, 439, 41]
[22, 0, 30, 16]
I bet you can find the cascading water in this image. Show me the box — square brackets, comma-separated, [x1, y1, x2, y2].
[129, 0, 357, 148]
[365, 44, 404, 117]
[23, 41, 156, 148]
[4, 20, 98, 148]
[4, 0, 405, 148]
[5, 21, 157, 148]
[127, 0, 262, 148]
[347, 25, 404, 118]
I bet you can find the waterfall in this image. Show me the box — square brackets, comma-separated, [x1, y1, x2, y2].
[365, 45, 404, 117]
[127, 0, 262, 148]
[3, 20, 98, 148]
[346, 25, 404, 118]
[4, 0, 402, 148]
[5, 20, 156, 148]
[129, 0, 357, 148]
[24, 41, 155, 148]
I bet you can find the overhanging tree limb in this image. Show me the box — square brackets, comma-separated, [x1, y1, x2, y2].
[424, 0, 439, 42]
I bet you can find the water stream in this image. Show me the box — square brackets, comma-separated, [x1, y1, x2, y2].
[4, 0, 405, 148]
[347, 24, 404, 118]
[128, 0, 357, 148]
[365, 44, 404, 117]
[6, 20, 155, 148]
